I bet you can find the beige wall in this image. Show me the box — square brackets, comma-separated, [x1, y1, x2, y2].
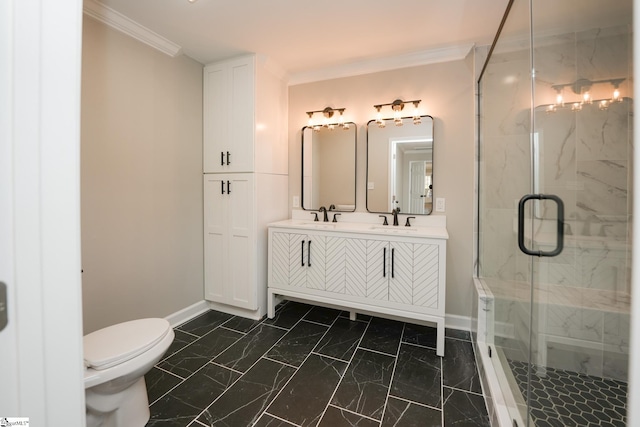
[81, 17, 204, 333]
[289, 57, 476, 318]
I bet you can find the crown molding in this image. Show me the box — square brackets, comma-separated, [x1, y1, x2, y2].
[83, 0, 182, 57]
[288, 43, 475, 86]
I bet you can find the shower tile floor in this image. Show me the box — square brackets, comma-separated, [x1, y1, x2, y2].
[509, 360, 627, 427]
[144, 301, 490, 426]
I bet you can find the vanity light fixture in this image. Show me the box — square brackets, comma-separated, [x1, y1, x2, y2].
[306, 107, 349, 131]
[549, 78, 625, 112]
[372, 99, 422, 127]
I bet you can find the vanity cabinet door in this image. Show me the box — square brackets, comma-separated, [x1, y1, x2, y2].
[387, 242, 413, 305]
[410, 243, 440, 309]
[272, 231, 326, 290]
[366, 240, 389, 301]
[325, 236, 367, 296]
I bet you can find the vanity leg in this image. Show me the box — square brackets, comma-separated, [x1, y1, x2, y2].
[267, 290, 275, 319]
[349, 311, 357, 321]
[436, 319, 445, 357]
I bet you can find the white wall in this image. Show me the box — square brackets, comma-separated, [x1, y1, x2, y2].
[81, 17, 204, 333]
[288, 56, 476, 318]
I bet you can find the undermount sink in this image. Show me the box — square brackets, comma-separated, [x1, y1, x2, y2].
[369, 226, 419, 233]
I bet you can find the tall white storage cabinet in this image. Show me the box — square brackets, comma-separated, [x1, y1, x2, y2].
[203, 54, 288, 319]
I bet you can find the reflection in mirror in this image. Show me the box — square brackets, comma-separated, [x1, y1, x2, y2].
[302, 124, 356, 212]
[367, 116, 434, 215]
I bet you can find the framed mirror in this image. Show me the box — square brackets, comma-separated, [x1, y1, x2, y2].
[366, 116, 434, 214]
[302, 124, 357, 212]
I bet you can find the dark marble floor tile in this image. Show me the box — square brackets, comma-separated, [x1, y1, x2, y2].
[161, 329, 199, 361]
[222, 315, 263, 333]
[446, 328, 471, 341]
[381, 397, 442, 427]
[359, 317, 404, 356]
[177, 310, 233, 336]
[317, 405, 380, 427]
[402, 323, 437, 349]
[268, 353, 348, 426]
[198, 358, 296, 427]
[390, 343, 441, 408]
[158, 327, 242, 378]
[442, 338, 482, 393]
[264, 301, 314, 329]
[314, 317, 368, 361]
[443, 387, 490, 427]
[304, 305, 342, 325]
[254, 413, 298, 427]
[331, 349, 395, 420]
[266, 320, 329, 367]
[148, 363, 240, 424]
[145, 367, 182, 403]
[214, 324, 287, 372]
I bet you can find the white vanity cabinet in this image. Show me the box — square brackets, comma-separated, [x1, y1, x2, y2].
[268, 222, 448, 355]
[203, 53, 288, 318]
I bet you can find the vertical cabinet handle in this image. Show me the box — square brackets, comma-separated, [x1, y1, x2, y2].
[308, 240, 312, 267]
[391, 248, 395, 278]
[226, 151, 231, 165]
[301, 240, 305, 266]
[383, 247, 386, 277]
[221, 151, 225, 166]
[517, 194, 564, 257]
[221, 180, 225, 194]
[227, 180, 231, 194]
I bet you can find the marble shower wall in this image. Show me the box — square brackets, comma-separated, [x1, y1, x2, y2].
[479, 25, 632, 381]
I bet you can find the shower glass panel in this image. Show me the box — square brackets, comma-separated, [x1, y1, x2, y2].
[478, 0, 632, 426]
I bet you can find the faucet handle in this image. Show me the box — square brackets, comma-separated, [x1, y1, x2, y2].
[332, 213, 341, 223]
[311, 212, 319, 222]
[379, 215, 388, 226]
[405, 216, 416, 227]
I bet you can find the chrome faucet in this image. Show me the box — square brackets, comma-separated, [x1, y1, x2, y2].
[318, 206, 329, 222]
[391, 208, 400, 226]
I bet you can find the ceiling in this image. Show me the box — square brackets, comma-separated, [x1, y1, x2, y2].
[91, 0, 633, 83]
[93, 0, 510, 80]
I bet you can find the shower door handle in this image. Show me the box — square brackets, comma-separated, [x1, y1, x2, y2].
[517, 194, 564, 257]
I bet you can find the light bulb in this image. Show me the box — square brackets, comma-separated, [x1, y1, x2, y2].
[571, 102, 582, 112]
[582, 92, 591, 104]
[599, 100, 609, 110]
[613, 88, 621, 102]
[307, 113, 314, 128]
[546, 105, 556, 113]
[555, 92, 564, 106]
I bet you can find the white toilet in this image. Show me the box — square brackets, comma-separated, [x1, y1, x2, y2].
[83, 318, 175, 427]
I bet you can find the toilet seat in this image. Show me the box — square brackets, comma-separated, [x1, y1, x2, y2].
[84, 318, 171, 370]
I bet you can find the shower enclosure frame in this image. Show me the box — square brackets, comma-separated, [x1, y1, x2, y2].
[474, 0, 635, 426]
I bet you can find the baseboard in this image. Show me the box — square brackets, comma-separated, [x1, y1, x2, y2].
[164, 300, 210, 328]
[446, 313, 472, 331]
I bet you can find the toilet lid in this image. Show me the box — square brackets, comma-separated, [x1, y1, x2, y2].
[84, 318, 170, 370]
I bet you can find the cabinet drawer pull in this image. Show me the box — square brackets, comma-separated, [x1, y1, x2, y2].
[308, 240, 312, 267]
[301, 240, 305, 266]
[227, 151, 231, 165]
[391, 248, 395, 278]
[227, 180, 231, 194]
[221, 180, 225, 194]
[383, 247, 386, 277]
[221, 151, 225, 166]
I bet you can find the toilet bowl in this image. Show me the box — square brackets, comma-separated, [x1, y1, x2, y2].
[84, 318, 175, 427]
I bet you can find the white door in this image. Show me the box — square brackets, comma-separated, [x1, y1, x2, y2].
[409, 161, 426, 214]
[1, 0, 85, 424]
[204, 175, 227, 302]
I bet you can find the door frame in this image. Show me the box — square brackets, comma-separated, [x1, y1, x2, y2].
[0, 0, 85, 424]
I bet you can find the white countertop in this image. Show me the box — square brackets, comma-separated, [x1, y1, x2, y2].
[268, 218, 449, 240]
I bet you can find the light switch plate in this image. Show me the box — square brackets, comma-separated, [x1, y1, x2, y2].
[367, 182, 375, 190]
[293, 196, 300, 208]
[435, 198, 445, 212]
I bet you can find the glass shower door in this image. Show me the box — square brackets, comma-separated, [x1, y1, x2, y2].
[525, 0, 632, 425]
